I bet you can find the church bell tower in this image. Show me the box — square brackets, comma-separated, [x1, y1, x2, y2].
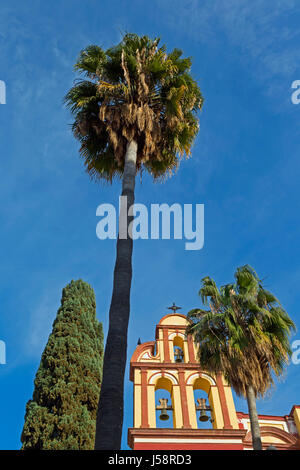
[128, 310, 244, 450]
[128, 310, 300, 450]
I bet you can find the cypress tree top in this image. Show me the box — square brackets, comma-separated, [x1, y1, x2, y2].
[21, 279, 103, 450]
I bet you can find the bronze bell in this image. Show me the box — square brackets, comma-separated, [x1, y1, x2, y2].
[159, 408, 170, 421]
[174, 348, 183, 363]
[196, 398, 211, 422]
[199, 409, 209, 422]
[156, 398, 172, 421]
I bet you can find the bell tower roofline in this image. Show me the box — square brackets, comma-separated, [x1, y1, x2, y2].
[157, 313, 189, 325]
[155, 313, 190, 340]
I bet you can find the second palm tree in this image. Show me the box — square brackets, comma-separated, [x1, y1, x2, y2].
[187, 265, 295, 450]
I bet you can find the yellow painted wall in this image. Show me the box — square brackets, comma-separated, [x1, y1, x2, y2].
[172, 385, 183, 428]
[293, 407, 300, 436]
[134, 368, 141, 384]
[209, 387, 224, 429]
[244, 421, 285, 431]
[183, 340, 189, 363]
[158, 329, 164, 362]
[261, 436, 288, 444]
[186, 385, 198, 429]
[223, 386, 239, 429]
[169, 337, 174, 362]
[134, 385, 141, 428]
[160, 315, 188, 326]
[148, 385, 156, 428]
[193, 341, 199, 361]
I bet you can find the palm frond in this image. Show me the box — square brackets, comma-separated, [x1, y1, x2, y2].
[65, 33, 203, 182]
[186, 265, 295, 398]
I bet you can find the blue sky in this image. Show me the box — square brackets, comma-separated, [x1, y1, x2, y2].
[0, 0, 300, 450]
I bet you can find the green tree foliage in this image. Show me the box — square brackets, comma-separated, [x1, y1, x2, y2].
[187, 265, 295, 450]
[21, 280, 103, 450]
[65, 33, 203, 449]
[187, 265, 295, 397]
[64, 33, 203, 182]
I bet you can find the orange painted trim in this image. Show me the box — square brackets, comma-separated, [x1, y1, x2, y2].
[215, 374, 232, 429]
[243, 426, 300, 450]
[128, 426, 300, 450]
[134, 443, 244, 450]
[128, 427, 247, 449]
[130, 362, 215, 383]
[129, 341, 156, 380]
[131, 362, 206, 371]
[237, 411, 287, 421]
[187, 334, 196, 363]
[155, 324, 187, 340]
[141, 370, 149, 428]
[290, 405, 300, 416]
[178, 370, 191, 429]
[130, 341, 156, 363]
[163, 328, 170, 362]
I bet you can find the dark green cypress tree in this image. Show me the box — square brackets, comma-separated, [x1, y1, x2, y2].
[21, 280, 103, 450]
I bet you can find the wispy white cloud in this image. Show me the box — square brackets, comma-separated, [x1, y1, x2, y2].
[156, 0, 300, 101]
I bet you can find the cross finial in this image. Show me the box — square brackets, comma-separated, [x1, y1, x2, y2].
[167, 302, 182, 313]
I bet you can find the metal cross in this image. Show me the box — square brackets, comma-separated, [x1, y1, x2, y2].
[167, 302, 182, 313]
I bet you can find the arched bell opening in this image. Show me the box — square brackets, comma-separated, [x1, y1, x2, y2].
[155, 377, 174, 429]
[193, 377, 214, 429]
[173, 336, 185, 363]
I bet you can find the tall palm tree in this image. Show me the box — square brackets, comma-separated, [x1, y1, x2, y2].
[186, 265, 295, 450]
[65, 33, 203, 449]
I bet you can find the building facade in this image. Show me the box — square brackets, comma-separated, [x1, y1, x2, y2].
[128, 313, 300, 450]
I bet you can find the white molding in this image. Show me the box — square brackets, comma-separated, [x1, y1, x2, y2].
[240, 418, 289, 433]
[186, 372, 216, 386]
[140, 351, 154, 360]
[168, 332, 185, 340]
[148, 371, 179, 386]
[135, 438, 243, 444]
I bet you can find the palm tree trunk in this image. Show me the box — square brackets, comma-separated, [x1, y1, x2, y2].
[94, 140, 137, 450]
[246, 385, 262, 450]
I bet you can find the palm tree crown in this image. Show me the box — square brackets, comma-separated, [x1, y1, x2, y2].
[65, 33, 203, 450]
[64, 33, 203, 182]
[187, 265, 295, 398]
